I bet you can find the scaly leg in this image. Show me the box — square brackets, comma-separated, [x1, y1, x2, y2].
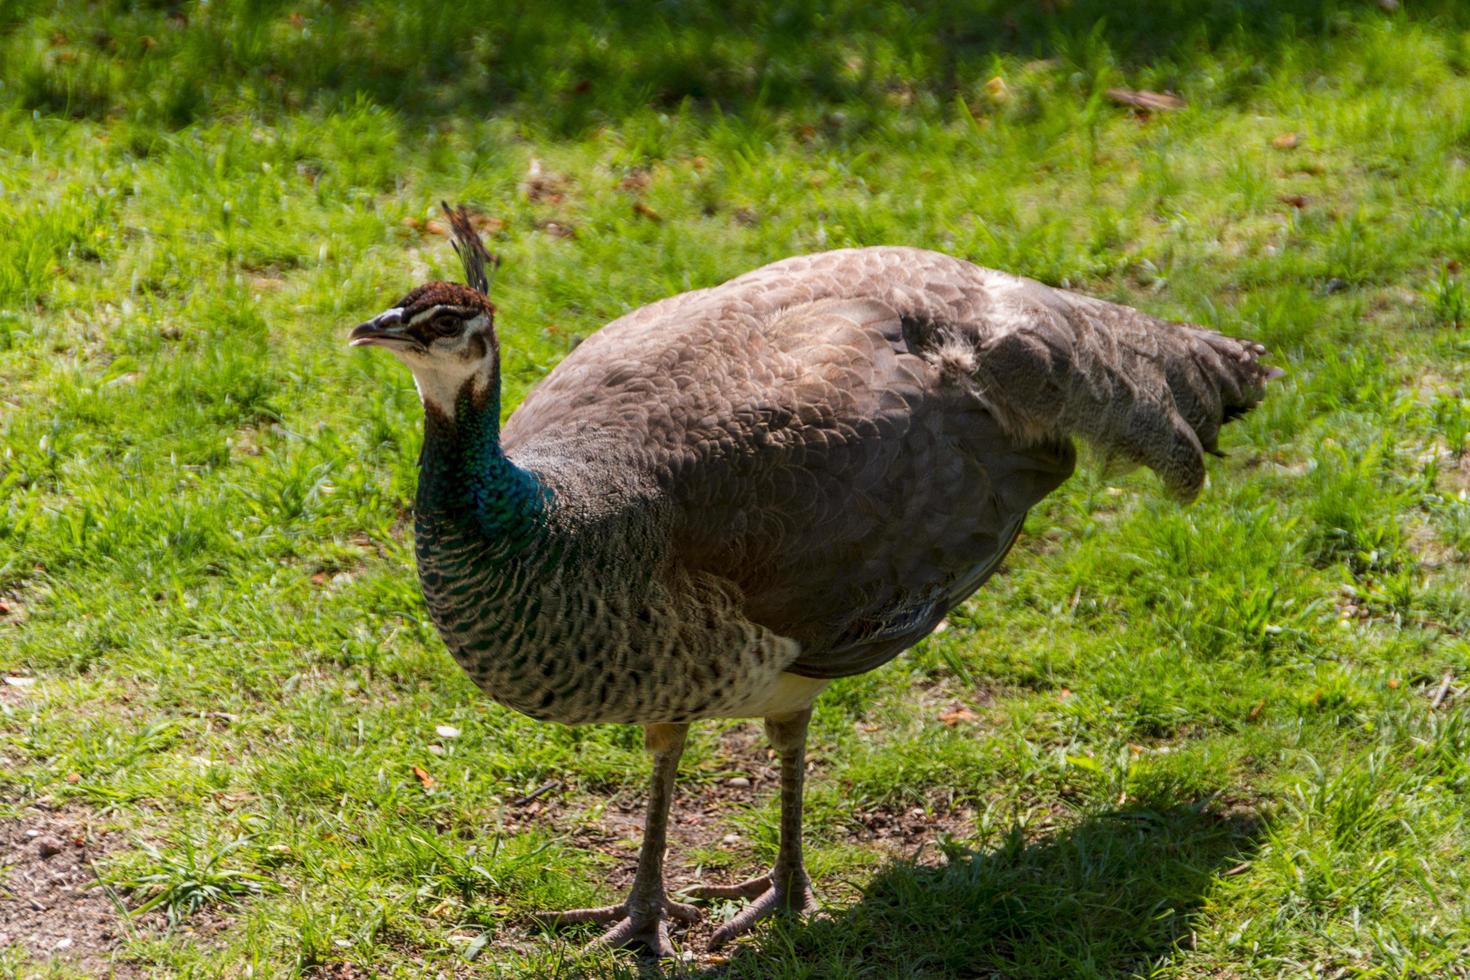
[686, 707, 819, 949]
[535, 722, 699, 957]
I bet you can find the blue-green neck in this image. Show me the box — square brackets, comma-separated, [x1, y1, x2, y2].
[417, 379, 549, 547]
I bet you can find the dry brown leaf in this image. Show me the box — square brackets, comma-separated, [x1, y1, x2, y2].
[1271, 132, 1300, 150]
[1278, 194, 1309, 210]
[423, 210, 502, 238]
[466, 212, 504, 234]
[536, 220, 576, 239]
[1106, 88, 1185, 113]
[413, 766, 435, 788]
[938, 707, 979, 727]
[619, 170, 651, 193]
[632, 201, 663, 223]
[522, 159, 567, 204]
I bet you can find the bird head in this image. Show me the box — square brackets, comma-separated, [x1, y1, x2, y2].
[350, 203, 500, 420]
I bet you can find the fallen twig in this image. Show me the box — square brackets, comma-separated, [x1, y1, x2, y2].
[513, 780, 562, 807]
[1430, 671, 1455, 710]
[1106, 88, 1185, 113]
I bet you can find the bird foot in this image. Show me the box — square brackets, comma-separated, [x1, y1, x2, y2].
[535, 896, 700, 958]
[688, 869, 818, 949]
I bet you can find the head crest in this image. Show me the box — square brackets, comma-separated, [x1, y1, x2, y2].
[442, 201, 499, 296]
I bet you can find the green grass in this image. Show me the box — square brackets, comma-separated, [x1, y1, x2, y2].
[2, 1, 1470, 976]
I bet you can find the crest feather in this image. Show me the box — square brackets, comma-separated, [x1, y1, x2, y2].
[442, 201, 499, 296]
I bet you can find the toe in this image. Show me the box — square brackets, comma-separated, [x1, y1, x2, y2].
[683, 874, 772, 901]
[705, 878, 819, 950]
[709, 889, 781, 950]
[666, 898, 701, 923]
[581, 915, 681, 958]
[534, 903, 625, 926]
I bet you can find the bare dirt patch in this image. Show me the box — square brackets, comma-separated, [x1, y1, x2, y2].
[0, 806, 164, 976]
[1441, 452, 1470, 497]
[0, 676, 36, 709]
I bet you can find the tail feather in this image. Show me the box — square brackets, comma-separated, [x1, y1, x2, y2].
[967, 284, 1277, 501]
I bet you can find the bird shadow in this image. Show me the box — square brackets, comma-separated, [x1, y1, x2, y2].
[603, 796, 1263, 979]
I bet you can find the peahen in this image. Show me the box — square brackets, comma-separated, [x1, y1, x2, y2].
[349, 204, 1275, 955]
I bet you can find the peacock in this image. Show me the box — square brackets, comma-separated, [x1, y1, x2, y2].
[349, 204, 1276, 956]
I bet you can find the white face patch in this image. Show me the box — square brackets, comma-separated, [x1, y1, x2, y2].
[378, 308, 495, 420]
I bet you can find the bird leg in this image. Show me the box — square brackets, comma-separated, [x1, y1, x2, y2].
[535, 722, 699, 957]
[687, 707, 819, 949]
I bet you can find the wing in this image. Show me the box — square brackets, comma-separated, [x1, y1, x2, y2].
[645, 297, 1075, 678]
[502, 247, 1271, 678]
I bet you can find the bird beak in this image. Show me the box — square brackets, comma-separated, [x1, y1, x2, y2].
[349, 309, 408, 348]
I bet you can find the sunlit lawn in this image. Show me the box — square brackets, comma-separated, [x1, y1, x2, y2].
[2, 1, 1470, 976]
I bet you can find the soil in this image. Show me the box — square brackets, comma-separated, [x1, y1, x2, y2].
[0, 806, 157, 976]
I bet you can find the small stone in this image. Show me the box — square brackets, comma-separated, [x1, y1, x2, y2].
[435, 724, 461, 739]
[721, 833, 740, 845]
[726, 776, 751, 789]
[36, 835, 63, 859]
[1324, 277, 1348, 295]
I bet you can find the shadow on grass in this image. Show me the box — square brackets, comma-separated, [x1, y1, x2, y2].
[8, 0, 1469, 131]
[689, 799, 1262, 979]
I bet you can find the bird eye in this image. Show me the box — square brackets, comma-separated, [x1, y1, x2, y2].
[431, 312, 462, 336]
